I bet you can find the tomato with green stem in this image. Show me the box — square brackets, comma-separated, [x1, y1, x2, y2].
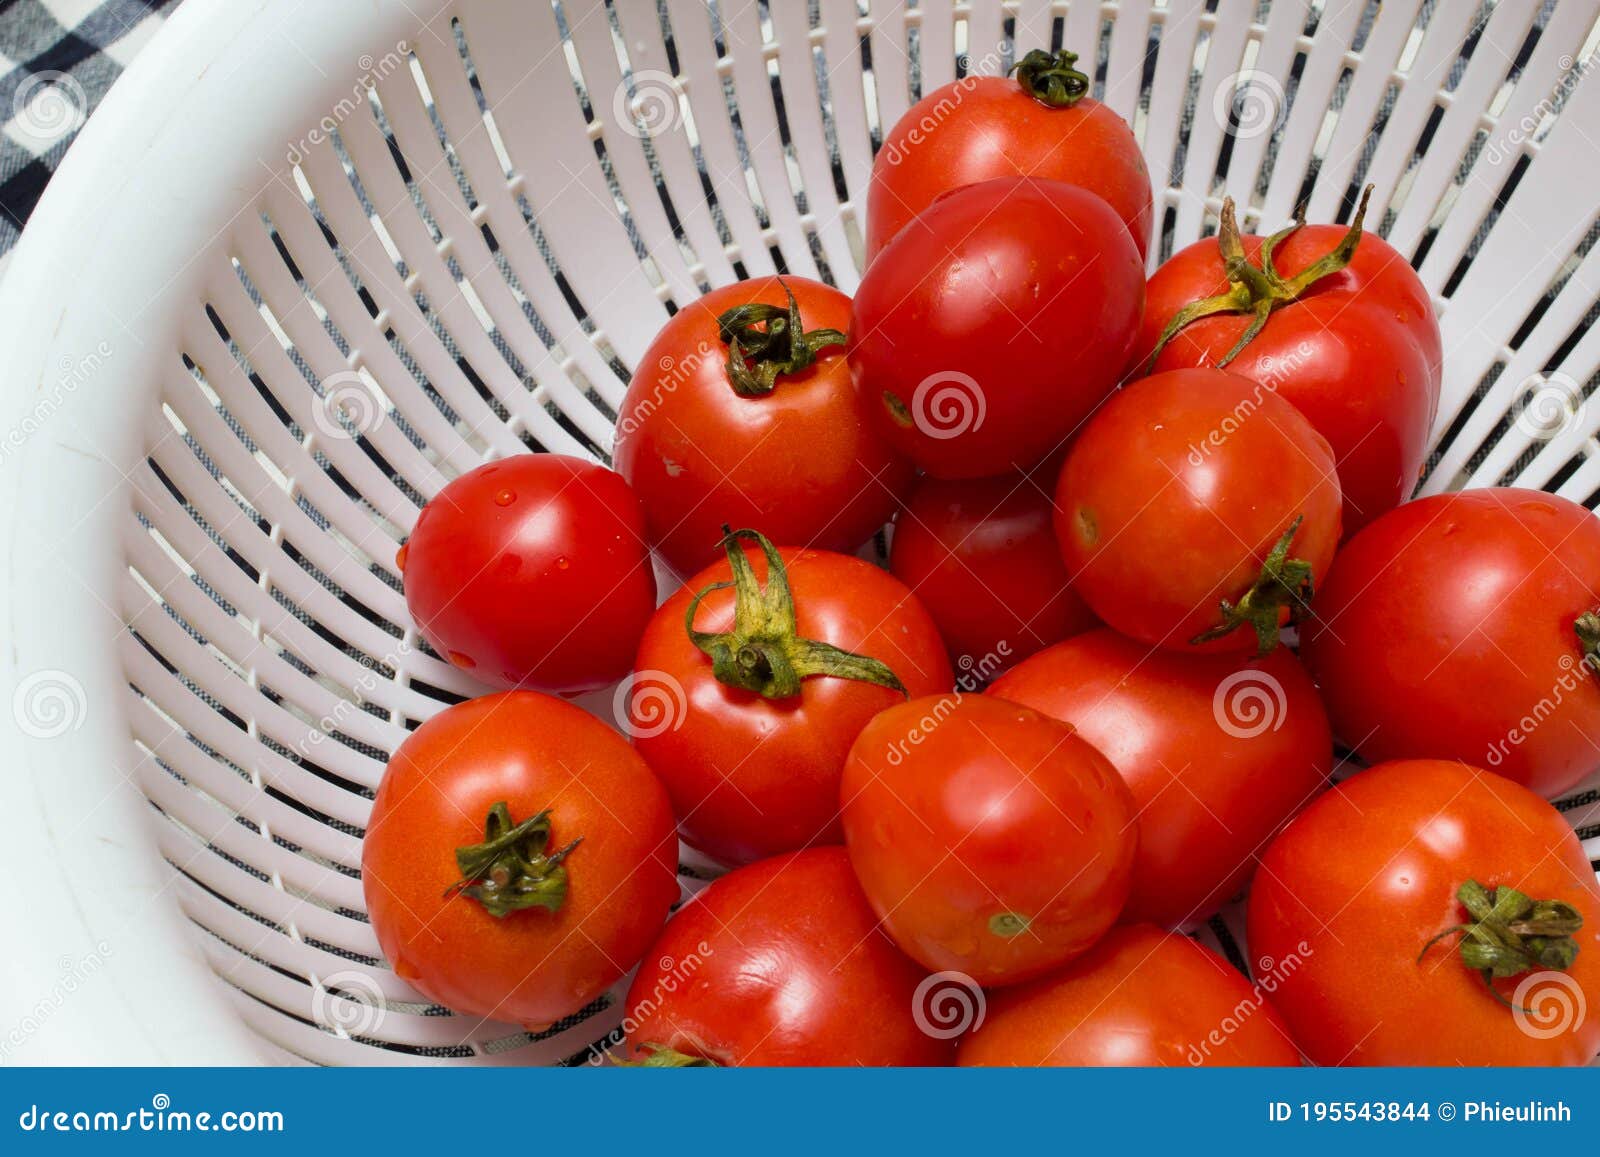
[620, 848, 953, 1067]
[1054, 367, 1341, 654]
[868, 49, 1152, 263]
[363, 691, 679, 1028]
[1134, 187, 1440, 537]
[628, 529, 952, 866]
[840, 693, 1137, 986]
[958, 924, 1302, 1066]
[614, 277, 912, 576]
[989, 628, 1330, 928]
[1247, 758, 1600, 1066]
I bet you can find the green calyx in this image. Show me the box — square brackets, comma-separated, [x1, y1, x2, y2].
[716, 279, 846, 397]
[1575, 611, 1600, 672]
[618, 1043, 719, 1068]
[1010, 49, 1090, 108]
[1145, 184, 1374, 373]
[686, 527, 908, 701]
[1189, 516, 1314, 656]
[1417, 880, 1584, 1012]
[445, 802, 581, 918]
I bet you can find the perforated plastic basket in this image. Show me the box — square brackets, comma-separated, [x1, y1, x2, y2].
[1, 0, 1598, 1066]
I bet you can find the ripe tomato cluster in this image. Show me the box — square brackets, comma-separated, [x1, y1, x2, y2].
[361, 51, 1600, 1068]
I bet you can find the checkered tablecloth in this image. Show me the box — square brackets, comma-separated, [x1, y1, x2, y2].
[0, 0, 178, 274]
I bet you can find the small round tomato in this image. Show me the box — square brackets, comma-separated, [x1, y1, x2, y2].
[959, 924, 1302, 1066]
[1135, 188, 1440, 536]
[629, 530, 951, 866]
[989, 629, 1330, 927]
[1302, 488, 1600, 799]
[850, 176, 1144, 480]
[399, 454, 655, 692]
[620, 848, 951, 1067]
[840, 693, 1137, 986]
[1055, 367, 1341, 654]
[889, 471, 1097, 675]
[1248, 759, 1600, 1066]
[868, 50, 1151, 262]
[614, 277, 912, 576]
[363, 692, 679, 1028]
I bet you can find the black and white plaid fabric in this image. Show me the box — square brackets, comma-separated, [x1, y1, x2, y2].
[0, 0, 178, 269]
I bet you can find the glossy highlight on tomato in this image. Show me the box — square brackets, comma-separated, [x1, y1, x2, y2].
[363, 692, 679, 1029]
[621, 848, 952, 1067]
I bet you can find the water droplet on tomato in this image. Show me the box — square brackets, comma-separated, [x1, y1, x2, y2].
[555, 556, 570, 570]
[1396, 369, 1406, 385]
[448, 650, 477, 670]
[394, 542, 409, 572]
[494, 489, 516, 506]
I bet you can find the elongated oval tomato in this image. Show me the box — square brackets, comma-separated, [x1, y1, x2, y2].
[400, 454, 655, 692]
[1301, 488, 1600, 799]
[363, 692, 679, 1028]
[989, 629, 1330, 927]
[889, 471, 1098, 674]
[840, 693, 1137, 986]
[1248, 759, 1600, 1066]
[958, 924, 1302, 1067]
[621, 848, 952, 1067]
[614, 276, 912, 576]
[851, 176, 1145, 480]
[629, 531, 951, 866]
[868, 50, 1151, 262]
[1055, 368, 1341, 654]
[1135, 190, 1440, 536]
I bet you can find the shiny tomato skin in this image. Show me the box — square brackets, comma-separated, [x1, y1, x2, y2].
[400, 454, 655, 692]
[851, 177, 1145, 480]
[959, 924, 1302, 1066]
[1301, 488, 1600, 799]
[841, 693, 1137, 986]
[622, 848, 952, 1066]
[631, 544, 952, 866]
[989, 629, 1330, 927]
[363, 692, 679, 1028]
[614, 277, 912, 576]
[889, 472, 1098, 673]
[1137, 224, 1440, 537]
[1247, 759, 1600, 1066]
[868, 78, 1152, 262]
[1054, 368, 1342, 652]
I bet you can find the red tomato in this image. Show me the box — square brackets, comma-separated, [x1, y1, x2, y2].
[1135, 189, 1441, 536]
[1248, 759, 1600, 1066]
[850, 176, 1144, 479]
[989, 629, 1330, 927]
[363, 692, 679, 1028]
[620, 848, 952, 1066]
[629, 530, 951, 866]
[889, 471, 1097, 675]
[840, 693, 1137, 986]
[958, 924, 1302, 1066]
[1055, 367, 1341, 654]
[614, 277, 912, 576]
[399, 454, 654, 692]
[868, 50, 1151, 262]
[1301, 488, 1600, 799]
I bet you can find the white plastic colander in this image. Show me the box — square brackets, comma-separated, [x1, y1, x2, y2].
[1, 0, 1598, 1066]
